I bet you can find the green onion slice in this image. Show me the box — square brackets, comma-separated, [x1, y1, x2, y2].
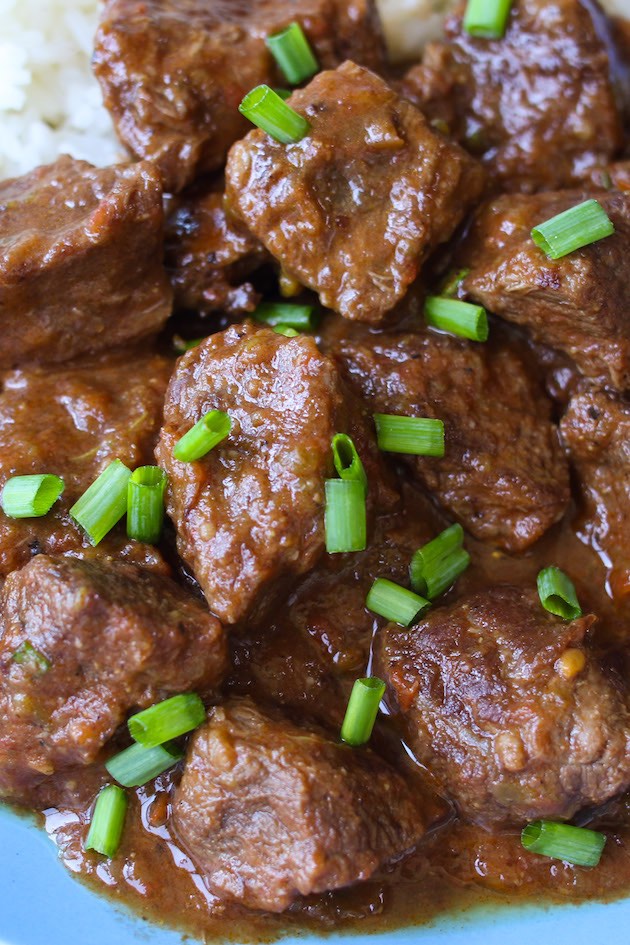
[127, 466, 167, 545]
[173, 335, 205, 354]
[366, 577, 431, 626]
[324, 479, 367, 554]
[463, 0, 514, 38]
[439, 268, 470, 298]
[253, 301, 317, 330]
[85, 785, 128, 858]
[331, 433, 368, 495]
[128, 693, 206, 748]
[105, 741, 183, 788]
[12, 640, 50, 674]
[424, 296, 489, 342]
[239, 84, 310, 143]
[1, 474, 64, 519]
[266, 21, 319, 85]
[273, 324, 299, 337]
[173, 410, 231, 463]
[273, 88, 292, 100]
[537, 566, 582, 620]
[341, 677, 386, 747]
[375, 414, 445, 457]
[521, 820, 606, 868]
[70, 459, 131, 546]
[410, 524, 470, 598]
[531, 199, 615, 260]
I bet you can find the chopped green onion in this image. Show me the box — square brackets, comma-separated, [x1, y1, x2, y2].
[105, 742, 183, 788]
[463, 0, 513, 38]
[424, 296, 489, 342]
[128, 693, 206, 748]
[173, 410, 231, 463]
[341, 677, 386, 747]
[173, 335, 204, 354]
[439, 268, 470, 298]
[127, 466, 167, 545]
[331, 433, 368, 495]
[253, 301, 317, 330]
[537, 567, 582, 620]
[325, 479, 366, 554]
[273, 88, 292, 100]
[374, 414, 445, 457]
[531, 199, 615, 260]
[409, 524, 470, 598]
[239, 84, 310, 143]
[85, 785, 128, 858]
[266, 21, 318, 85]
[70, 459, 132, 546]
[521, 821, 606, 868]
[366, 577, 430, 626]
[1, 474, 64, 519]
[273, 324, 299, 337]
[12, 641, 50, 674]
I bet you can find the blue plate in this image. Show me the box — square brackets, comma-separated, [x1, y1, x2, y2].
[1, 804, 629, 945]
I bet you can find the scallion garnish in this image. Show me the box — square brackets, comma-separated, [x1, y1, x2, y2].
[340, 677, 386, 747]
[521, 820, 606, 868]
[173, 335, 204, 354]
[1, 474, 64, 519]
[253, 301, 317, 331]
[324, 479, 366, 554]
[70, 460, 132, 546]
[273, 325, 299, 337]
[424, 296, 489, 342]
[463, 0, 513, 38]
[127, 466, 167, 545]
[128, 693, 206, 748]
[374, 414, 445, 457]
[266, 21, 318, 85]
[239, 84, 310, 143]
[85, 785, 128, 858]
[331, 433, 368, 495]
[366, 577, 430, 626]
[273, 88, 292, 100]
[531, 199, 615, 260]
[105, 742, 183, 788]
[439, 268, 470, 298]
[537, 567, 582, 620]
[12, 640, 50, 674]
[173, 410, 231, 463]
[410, 524, 470, 598]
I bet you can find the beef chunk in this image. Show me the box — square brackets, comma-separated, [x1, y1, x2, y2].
[459, 189, 630, 390]
[157, 322, 388, 624]
[226, 62, 484, 324]
[0, 555, 227, 802]
[94, 0, 385, 193]
[0, 349, 173, 578]
[0, 156, 172, 369]
[377, 585, 630, 828]
[172, 698, 426, 912]
[561, 388, 630, 602]
[402, 0, 623, 193]
[333, 328, 569, 552]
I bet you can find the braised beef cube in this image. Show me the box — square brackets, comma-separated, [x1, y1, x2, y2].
[459, 190, 630, 390]
[377, 585, 630, 828]
[402, 0, 623, 192]
[580, 161, 630, 192]
[226, 62, 484, 324]
[172, 698, 426, 911]
[0, 156, 172, 368]
[333, 329, 569, 552]
[0, 349, 173, 578]
[94, 0, 385, 193]
[561, 389, 630, 602]
[156, 322, 389, 624]
[0, 555, 227, 803]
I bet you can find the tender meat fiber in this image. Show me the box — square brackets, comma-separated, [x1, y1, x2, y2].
[0, 156, 172, 368]
[0, 349, 173, 578]
[226, 62, 484, 324]
[333, 328, 569, 552]
[172, 698, 426, 912]
[156, 322, 389, 624]
[459, 189, 630, 390]
[165, 185, 266, 316]
[94, 0, 385, 193]
[561, 388, 630, 602]
[377, 586, 630, 828]
[401, 0, 623, 192]
[0, 555, 227, 803]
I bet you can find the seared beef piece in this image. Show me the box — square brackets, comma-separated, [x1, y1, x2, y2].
[226, 62, 484, 324]
[165, 184, 266, 316]
[377, 585, 630, 828]
[94, 0, 385, 194]
[401, 0, 623, 193]
[172, 698, 426, 912]
[0, 156, 172, 369]
[157, 322, 390, 625]
[333, 329, 569, 552]
[561, 389, 630, 602]
[459, 189, 630, 390]
[0, 555, 227, 803]
[0, 349, 172, 578]
[581, 161, 630, 191]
